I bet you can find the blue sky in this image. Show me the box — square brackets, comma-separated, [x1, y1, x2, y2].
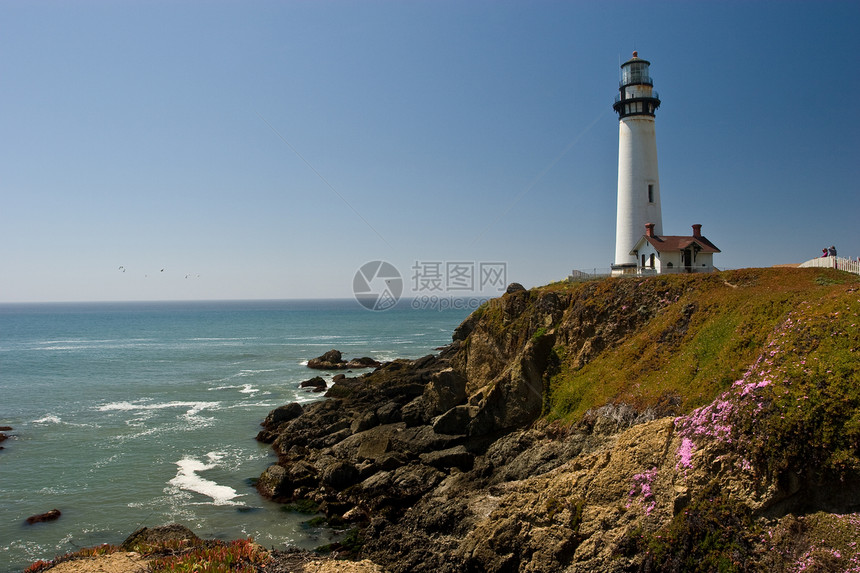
[1, 1, 858, 302]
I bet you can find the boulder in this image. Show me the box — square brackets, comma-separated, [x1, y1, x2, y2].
[308, 349, 346, 369]
[351, 411, 379, 433]
[333, 424, 402, 460]
[432, 405, 474, 436]
[258, 402, 305, 442]
[25, 509, 61, 524]
[376, 402, 402, 424]
[401, 397, 431, 427]
[424, 368, 467, 414]
[506, 282, 526, 294]
[419, 445, 474, 471]
[321, 460, 360, 488]
[300, 376, 327, 392]
[121, 524, 201, 550]
[346, 357, 383, 369]
[307, 351, 380, 370]
[256, 464, 288, 499]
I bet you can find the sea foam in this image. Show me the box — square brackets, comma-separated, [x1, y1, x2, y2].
[97, 400, 220, 419]
[168, 452, 244, 506]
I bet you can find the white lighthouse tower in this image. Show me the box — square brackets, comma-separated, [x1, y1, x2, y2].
[612, 52, 662, 274]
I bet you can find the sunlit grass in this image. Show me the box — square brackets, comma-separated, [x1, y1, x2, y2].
[543, 268, 859, 424]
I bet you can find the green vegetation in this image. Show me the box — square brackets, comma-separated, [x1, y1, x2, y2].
[315, 526, 365, 555]
[531, 326, 548, 343]
[757, 512, 860, 571]
[281, 497, 320, 514]
[630, 484, 758, 573]
[731, 288, 860, 480]
[147, 539, 269, 573]
[542, 268, 859, 424]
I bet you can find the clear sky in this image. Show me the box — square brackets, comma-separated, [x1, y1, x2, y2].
[1, 1, 858, 302]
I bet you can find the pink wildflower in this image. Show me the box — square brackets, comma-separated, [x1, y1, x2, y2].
[676, 438, 695, 473]
[628, 467, 659, 515]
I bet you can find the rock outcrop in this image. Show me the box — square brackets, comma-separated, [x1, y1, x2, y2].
[300, 376, 328, 392]
[257, 269, 860, 572]
[0, 425, 9, 451]
[121, 524, 201, 550]
[26, 509, 62, 524]
[307, 350, 382, 370]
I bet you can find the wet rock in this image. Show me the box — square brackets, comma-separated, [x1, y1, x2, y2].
[308, 350, 381, 370]
[263, 402, 303, 427]
[1, 425, 12, 450]
[307, 349, 347, 369]
[400, 396, 431, 427]
[25, 509, 61, 524]
[256, 464, 289, 499]
[346, 357, 383, 369]
[257, 402, 305, 443]
[300, 376, 327, 392]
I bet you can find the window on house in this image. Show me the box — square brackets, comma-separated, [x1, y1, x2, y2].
[649, 254, 655, 268]
[641, 254, 646, 267]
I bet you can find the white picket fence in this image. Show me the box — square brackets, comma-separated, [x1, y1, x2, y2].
[798, 256, 860, 275]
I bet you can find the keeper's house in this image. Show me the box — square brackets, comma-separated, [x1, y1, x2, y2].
[629, 223, 720, 274]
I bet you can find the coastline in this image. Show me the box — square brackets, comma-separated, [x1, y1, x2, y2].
[2, 300, 469, 573]
[18, 269, 860, 572]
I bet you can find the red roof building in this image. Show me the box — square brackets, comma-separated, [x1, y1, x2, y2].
[627, 224, 721, 274]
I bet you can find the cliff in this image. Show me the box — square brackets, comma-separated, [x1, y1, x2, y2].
[257, 268, 860, 572]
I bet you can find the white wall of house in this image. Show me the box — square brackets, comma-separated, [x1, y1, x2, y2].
[634, 243, 716, 273]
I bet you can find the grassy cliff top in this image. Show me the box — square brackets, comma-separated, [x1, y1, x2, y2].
[514, 267, 859, 482]
[515, 268, 858, 424]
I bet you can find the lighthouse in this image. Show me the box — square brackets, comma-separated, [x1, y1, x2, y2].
[612, 52, 662, 274]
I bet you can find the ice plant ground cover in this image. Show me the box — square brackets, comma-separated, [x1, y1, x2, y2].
[627, 467, 659, 515]
[24, 538, 270, 573]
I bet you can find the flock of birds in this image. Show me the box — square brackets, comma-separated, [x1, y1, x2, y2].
[118, 266, 200, 279]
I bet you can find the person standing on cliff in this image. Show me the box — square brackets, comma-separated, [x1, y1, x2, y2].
[829, 246, 838, 269]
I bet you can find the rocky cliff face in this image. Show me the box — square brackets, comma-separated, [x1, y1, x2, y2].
[256, 268, 860, 572]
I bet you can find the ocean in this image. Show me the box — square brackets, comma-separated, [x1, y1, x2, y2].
[0, 299, 476, 572]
